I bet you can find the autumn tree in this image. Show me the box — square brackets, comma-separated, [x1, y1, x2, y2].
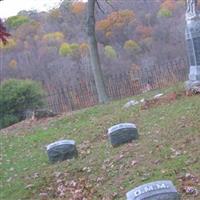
[124, 40, 141, 54]
[59, 42, 79, 56]
[158, 0, 176, 17]
[104, 45, 117, 59]
[96, 9, 136, 44]
[71, 2, 86, 14]
[0, 19, 10, 44]
[136, 25, 153, 40]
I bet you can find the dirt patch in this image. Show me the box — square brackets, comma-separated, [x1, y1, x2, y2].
[140, 91, 186, 110]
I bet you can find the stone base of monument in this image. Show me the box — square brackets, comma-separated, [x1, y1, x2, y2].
[126, 180, 180, 200]
[108, 123, 138, 147]
[47, 140, 78, 164]
[185, 80, 200, 94]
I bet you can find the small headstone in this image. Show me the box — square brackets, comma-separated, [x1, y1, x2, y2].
[108, 123, 138, 147]
[35, 108, 57, 119]
[47, 140, 78, 163]
[126, 180, 180, 200]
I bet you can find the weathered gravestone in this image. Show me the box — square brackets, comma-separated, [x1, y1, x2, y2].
[108, 123, 138, 147]
[35, 109, 57, 119]
[126, 180, 180, 200]
[47, 140, 78, 163]
[185, 0, 200, 93]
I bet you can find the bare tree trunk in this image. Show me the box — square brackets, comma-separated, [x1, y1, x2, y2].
[87, 0, 109, 103]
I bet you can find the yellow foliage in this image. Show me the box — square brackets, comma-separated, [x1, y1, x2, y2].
[42, 32, 64, 43]
[104, 45, 117, 59]
[0, 38, 17, 50]
[106, 31, 113, 38]
[59, 42, 80, 56]
[124, 40, 141, 53]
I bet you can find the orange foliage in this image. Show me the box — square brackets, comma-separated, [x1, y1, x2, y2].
[131, 63, 140, 73]
[96, 10, 135, 34]
[8, 59, 17, 69]
[136, 25, 153, 39]
[161, 0, 176, 11]
[71, 2, 86, 14]
[79, 42, 89, 56]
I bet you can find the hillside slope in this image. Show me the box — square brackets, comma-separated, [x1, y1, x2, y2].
[1, 86, 200, 200]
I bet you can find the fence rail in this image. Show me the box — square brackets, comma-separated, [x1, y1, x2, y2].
[42, 58, 189, 113]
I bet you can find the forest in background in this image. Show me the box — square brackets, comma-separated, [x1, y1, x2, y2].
[1, 0, 187, 93]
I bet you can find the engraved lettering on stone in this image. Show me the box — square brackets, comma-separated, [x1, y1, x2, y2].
[156, 183, 168, 189]
[126, 180, 180, 200]
[144, 185, 154, 192]
[134, 189, 142, 197]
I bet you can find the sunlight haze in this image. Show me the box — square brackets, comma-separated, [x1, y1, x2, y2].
[0, 0, 63, 19]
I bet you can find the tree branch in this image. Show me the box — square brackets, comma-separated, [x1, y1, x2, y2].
[96, 0, 105, 14]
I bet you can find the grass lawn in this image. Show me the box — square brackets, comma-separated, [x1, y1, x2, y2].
[1, 84, 200, 200]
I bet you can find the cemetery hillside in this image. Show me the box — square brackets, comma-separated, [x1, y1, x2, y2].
[0, 84, 200, 199]
[1, 0, 200, 200]
[0, 0, 189, 97]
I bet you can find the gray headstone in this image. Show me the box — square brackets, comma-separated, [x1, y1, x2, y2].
[47, 140, 78, 163]
[126, 180, 180, 200]
[108, 123, 138, 147]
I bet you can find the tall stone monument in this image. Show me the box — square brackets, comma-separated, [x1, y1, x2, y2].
[185, 0, 200, 92]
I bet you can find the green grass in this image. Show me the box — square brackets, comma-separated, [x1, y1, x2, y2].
[1, 84, 200, 200]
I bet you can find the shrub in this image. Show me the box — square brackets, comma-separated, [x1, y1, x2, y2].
[157, 8, 172, 18]
[59, 43, 79, 56]
[104, 45, 117, 59]
[124, 40, 141, 54]
[0, 79, 45, 129]
[59, 43, 73, 56]
[0, 114, 19, 129]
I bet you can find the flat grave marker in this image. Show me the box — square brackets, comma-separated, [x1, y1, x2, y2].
[126, 180, 180, 200]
